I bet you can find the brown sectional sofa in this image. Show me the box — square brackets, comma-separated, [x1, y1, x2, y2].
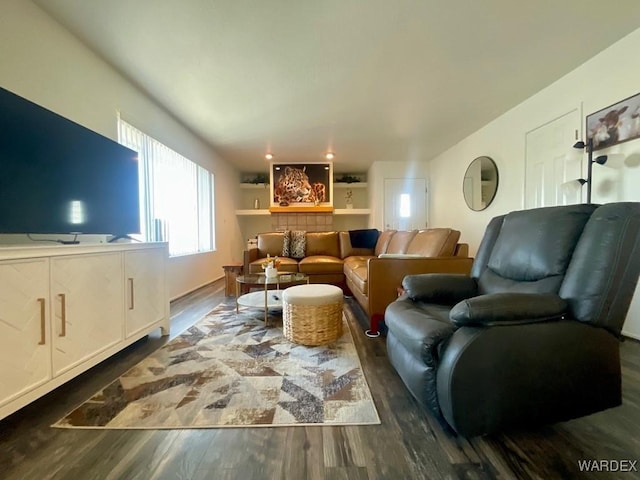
[243, 229, 473, 335]
[245, 231, 346, 285]
[341, 229, 472, 335]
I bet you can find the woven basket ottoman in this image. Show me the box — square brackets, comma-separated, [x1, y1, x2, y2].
[282, 284, 344, 346]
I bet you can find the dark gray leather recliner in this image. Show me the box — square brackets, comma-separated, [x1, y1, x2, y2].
[385, 203, 640, 437]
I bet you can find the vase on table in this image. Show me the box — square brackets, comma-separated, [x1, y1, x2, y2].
[265, 264, 278, 278]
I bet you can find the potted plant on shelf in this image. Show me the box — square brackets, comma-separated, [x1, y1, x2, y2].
[242, 173, 269, 185]
[335, 174, 361, 183]
[345, 189, 354, 209]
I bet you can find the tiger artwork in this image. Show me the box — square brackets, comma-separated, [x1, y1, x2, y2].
[273, 166, 327, 204]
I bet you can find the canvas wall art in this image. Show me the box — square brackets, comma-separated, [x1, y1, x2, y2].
[586, 92, 640, 151]
[270, 163, 332, 206]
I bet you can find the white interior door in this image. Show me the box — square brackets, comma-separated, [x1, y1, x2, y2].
[384, 178, 427, 230]
[525, 109, 582, 208]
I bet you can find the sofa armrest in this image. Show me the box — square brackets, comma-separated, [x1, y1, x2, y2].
[368, 256, 474, 322]
[402, 274, 478, 305]
[243, 248, 259, 274]
[454, 243, 469, 257]
[449, 293, 568, 327]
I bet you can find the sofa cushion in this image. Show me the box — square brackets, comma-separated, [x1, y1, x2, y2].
[339, 232, 376, 258]
[374, 230, 397, 256]
[343, 255, 374, 268]
[344, 261, 368, 293]
[257, 232, 285, 257]
[406, 229, 461, 257]
[306, 232, 340, 258]
[249, 256, 298, 274]
[386, 231, 418, 254]
[298, 256, 344, 274]
[282, 230, 306, 259]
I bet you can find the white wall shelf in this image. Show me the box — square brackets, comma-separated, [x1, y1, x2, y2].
[237, 173, 370, 239]
[334, 208, 371, 215]
[236, 209, 270, 216]
[333, 182, 367, 189]
[236, 208, 370, 216]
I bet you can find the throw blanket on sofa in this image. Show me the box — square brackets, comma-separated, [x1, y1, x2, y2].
[282, 230, 306, 259]
[349, 229, 379, 249]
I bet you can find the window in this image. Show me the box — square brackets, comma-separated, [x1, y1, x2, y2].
[118, 117, 215, 256]
[399, 193, 411, 218]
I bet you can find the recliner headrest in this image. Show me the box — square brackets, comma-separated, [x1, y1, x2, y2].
[487, 204, 596, 282]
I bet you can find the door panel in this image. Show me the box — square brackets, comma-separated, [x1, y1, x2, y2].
[384, 178, 427, 230]
[525, 109, 582, 208]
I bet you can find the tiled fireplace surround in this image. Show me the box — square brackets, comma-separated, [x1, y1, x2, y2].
[271, 212, 333, 232]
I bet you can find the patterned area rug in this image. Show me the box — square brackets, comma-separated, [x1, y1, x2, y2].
[53, 301, 380, 429]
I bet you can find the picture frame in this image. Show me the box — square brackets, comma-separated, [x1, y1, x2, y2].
[270, 162, 333, 207]
[586, 91, 640, 151]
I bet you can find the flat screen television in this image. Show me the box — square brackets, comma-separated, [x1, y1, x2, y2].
[0, 86, 140, 236]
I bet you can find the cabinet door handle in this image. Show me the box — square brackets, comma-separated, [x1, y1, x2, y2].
[38, 298, 46, 345]
[58, 293, 67, 337]
[128, 278, 135, 310]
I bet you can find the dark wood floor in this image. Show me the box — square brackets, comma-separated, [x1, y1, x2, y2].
[1, 280, 639, 480]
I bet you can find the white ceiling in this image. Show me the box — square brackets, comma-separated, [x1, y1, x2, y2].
[35, 0, 640, 173]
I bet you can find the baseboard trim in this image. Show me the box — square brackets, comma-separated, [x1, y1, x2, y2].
[622, 331, 640, 343]
[170, 277, 224, 302]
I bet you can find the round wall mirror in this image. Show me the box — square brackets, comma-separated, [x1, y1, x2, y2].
[463, 156, 499, 211]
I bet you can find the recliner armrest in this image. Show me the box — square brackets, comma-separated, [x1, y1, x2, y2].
[449, 293, 567, 327]
[402, 274, 478, 305]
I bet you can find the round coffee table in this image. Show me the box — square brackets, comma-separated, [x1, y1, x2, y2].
[235, 272, 309, 325]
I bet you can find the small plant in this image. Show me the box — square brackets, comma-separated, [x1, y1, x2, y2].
[245, 173, 269, 184]
[335, 174, 361, 183]
[261, 254, 281, 269]
[345, 189, 353, 203]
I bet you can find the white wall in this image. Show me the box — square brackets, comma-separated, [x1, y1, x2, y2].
[429, 27, 640, 338]
[0, 0, 243, 299]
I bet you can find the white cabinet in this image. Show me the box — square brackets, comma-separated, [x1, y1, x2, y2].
[125, 248, 167, 338]
[51, 252, 124, 376]
[0, 242, 169, 420]
[0, 258, 51, 408]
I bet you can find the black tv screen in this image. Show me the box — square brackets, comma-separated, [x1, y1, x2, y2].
[0, 86, 140, 235]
